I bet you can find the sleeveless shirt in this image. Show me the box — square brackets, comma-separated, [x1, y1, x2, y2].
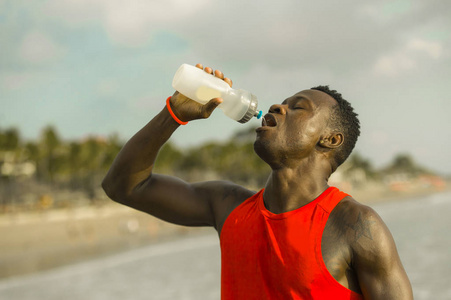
[220, 187, 363, 299]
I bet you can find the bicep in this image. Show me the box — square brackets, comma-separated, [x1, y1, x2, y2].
[353, 208, 413, 299]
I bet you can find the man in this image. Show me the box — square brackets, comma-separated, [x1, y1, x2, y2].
[102, 64, 413, 299]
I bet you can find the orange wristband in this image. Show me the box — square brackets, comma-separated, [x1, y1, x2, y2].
[166, 96, 188, 125]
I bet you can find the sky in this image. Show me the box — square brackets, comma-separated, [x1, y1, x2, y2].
[1, 0, 450, 174]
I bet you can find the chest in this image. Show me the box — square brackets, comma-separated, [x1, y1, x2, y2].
[221, 204, 354, 279]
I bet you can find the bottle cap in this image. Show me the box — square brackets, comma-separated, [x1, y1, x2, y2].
[238, 93, 260, 123]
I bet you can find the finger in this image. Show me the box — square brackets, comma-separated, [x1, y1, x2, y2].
[204, 67, 213, 74]
[201, 98, 223, 118]
[195, 63, 203, 70]
[224, 77, 233, 87]
[214, 69, 224, 79]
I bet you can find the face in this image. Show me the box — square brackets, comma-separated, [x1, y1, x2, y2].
[254, 89, 338, 168]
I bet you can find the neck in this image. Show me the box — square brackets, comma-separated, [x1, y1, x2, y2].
[263, 158, 331, 214]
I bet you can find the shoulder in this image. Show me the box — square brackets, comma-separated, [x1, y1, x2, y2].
[327, 197, 381, 246]
[332, 197, 390, 246]
[333, 197, 398, 268]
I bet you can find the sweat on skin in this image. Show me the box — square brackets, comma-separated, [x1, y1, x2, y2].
[102, 63, 413, 299]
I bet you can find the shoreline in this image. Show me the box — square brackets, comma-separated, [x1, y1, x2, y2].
[0, 202, 216, 280]
[0, 186, 448, 280]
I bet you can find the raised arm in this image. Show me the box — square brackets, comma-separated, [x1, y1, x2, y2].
[102, 64, 252, 231]
[352, 206, 413, 299]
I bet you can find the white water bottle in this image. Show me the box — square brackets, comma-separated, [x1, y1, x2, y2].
[172, 64, 262, 123]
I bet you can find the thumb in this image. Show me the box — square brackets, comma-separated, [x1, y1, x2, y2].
[201, 98, 223, 119]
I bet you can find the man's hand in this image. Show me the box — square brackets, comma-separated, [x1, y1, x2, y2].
[169, 64, 233, 122]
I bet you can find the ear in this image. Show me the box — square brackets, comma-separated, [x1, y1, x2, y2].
[318, 133, 344, 149]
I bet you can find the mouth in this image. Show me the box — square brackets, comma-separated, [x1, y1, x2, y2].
[261, 114, 277, 127]
[256, 114, 277, 133]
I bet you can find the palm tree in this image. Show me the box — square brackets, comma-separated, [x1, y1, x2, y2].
[41, 126, 61, 182]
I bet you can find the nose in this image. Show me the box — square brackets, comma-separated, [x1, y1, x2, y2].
[269, 104, 286, 115]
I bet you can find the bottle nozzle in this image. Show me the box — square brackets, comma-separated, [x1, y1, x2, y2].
[255, 110, 263, 119]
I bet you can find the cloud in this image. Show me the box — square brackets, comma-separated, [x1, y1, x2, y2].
[406, 38, 443, 59]
[104, 0, 210, 46]
[19, 30, 65, 64]
[372, 37, 444, 77]
[0, 72, 31, 90]
[358, 1, 413, 24]
[43, 0, 121, 29]
[39, 0, 448, 71]
[170, 1, 401, 74]
[373, 53, 416, 77]
[44, 0, 210, 47]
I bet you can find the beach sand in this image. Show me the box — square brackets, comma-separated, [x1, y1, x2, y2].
[0, 185, 447, 279]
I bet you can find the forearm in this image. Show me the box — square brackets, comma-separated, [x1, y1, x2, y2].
[102, 106, 180, 200]
[103, 64, 226, 203]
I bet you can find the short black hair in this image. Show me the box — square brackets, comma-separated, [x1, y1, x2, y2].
[311, 85, 360, 170]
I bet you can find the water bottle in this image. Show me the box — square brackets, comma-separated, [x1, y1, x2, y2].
[172, 64, 262, 123]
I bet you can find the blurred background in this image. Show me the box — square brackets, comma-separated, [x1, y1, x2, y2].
[1, 0, 450, 299]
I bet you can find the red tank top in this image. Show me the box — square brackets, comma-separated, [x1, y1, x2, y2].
[220, 187, 363, 299]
